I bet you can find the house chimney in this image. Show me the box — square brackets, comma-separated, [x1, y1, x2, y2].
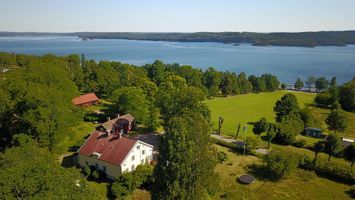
[117, 114, 120, 118]
[107, 117, 111, 121]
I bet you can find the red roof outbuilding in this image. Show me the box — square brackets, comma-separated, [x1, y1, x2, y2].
[72, 93, 99, 106]
[78, 131, 137, 165]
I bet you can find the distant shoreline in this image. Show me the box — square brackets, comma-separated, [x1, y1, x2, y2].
[1, 31, 355, 48]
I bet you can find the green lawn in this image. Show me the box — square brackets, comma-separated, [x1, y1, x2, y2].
[213, 145, 352, 200]
[205, 91, 315, 136]
[205, 90, 355, 139]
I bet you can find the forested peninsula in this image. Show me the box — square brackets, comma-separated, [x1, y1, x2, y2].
[76, 31, 355, 47]
[1, 31, 355, 47]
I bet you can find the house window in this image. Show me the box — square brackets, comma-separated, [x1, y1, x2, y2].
[141, 159, 144, 164]
[85, 161, 89, 165]
[103, 166, 106, 172]
[95, 163, 99, 169]
[137, 145, 140, 149]
[131, 165, 135, 171]
[142, 150, 145, 155]
[132, 155, 135, 161]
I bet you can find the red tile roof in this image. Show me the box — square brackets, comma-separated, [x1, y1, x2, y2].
[72, 93, 99, 106]
[78, 131, 137, 165]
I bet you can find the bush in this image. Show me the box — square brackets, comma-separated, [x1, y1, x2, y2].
[211, 137, 244, 154]
[294, 152, 355, 184]
[90, 169, 106, 181]
[314, 159, 354, 184]
[82, 166, 91, 177]
[217, 151, 228, 163]
[110, 165, 154, 199]
[274, 115, 304, 145]
[246, 136, 261, 149]
[293, 138, 307, 148]
[315, 92, 336, 108]
[263, 151, 298, 179]
[92, 170, 99, 180]
[111, 182, 129, 200]
[346, 187, 355, 198]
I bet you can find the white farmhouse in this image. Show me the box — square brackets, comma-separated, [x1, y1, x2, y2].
[77, 130, 153, 180]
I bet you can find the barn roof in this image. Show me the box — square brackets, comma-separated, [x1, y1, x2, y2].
[72, 93, 99, 106]
[78, 130, 137, 165]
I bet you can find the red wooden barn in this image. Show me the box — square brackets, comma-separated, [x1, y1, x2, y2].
[72, 93, 99, 107]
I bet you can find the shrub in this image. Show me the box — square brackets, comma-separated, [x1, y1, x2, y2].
[211, 137, 244, 154]
[314, 159, 354, 184]
[92, 170, 99, 180]
[346, 187, 355, 198]
[263, 151, 298, 179]
[315, 92, 336, 108]
[217, 151, 228, 163]
[294, 152, 354, 184]
[274, 115, 304, 145]
[293, 138, 307, 148]
[111, 182, 129, 200]
[90, 169, 106, 181]
[246, 136, 261, 149]
[82, 166, 91, 177]
[111, 165, 154, 199]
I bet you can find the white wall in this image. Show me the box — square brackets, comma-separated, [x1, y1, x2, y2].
[121, 141, 153, 173]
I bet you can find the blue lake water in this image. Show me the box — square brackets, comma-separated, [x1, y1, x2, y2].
[0, 36, 354, 83]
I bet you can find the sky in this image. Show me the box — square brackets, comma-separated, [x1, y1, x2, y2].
[1, 0, 355, 32]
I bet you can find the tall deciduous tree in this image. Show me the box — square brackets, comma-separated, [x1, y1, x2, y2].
[313, 141, 325, 162]
[324, 134, 343, 161]
[156, 75, 208, 122]
[305, 76, 316, 91]
[274, 93, 301, 122]
[111, 87, 149, 124]
[253, 117, 269, 137]
[326, 108, 347, 134]
[294, 78, 304, 90]
[339, 79, 355, 112]
[153, 113, 218, 200]
[0, 142, 98, 199]
[315, 77, 329, 92]
[266, 123, 277, 148]
[203, 67, 221, 96]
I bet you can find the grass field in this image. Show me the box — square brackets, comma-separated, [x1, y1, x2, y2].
[213, 145, 352, 200]
[205, 90, 355, 139]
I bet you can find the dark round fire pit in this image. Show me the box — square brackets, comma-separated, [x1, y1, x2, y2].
[238, 174, 255, 184]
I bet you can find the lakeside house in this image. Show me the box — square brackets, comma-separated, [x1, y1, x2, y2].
[72, 93, 99, 107]
[77, 130, 153, 180]
[97, 114, 135, 134]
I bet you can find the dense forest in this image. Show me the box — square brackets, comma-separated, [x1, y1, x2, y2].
[1, 31, 355, 47]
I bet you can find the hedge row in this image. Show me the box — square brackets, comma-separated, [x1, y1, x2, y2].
[295, 153, 354, 184]
[212, 137, 354, 184]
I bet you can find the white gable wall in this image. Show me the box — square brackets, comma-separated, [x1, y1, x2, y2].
[121, 141, 153, 173]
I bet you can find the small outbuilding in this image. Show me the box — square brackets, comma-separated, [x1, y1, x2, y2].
[304, 127, 322, 138]
[342, 138, 354, 147]
[72, 93, 99, 107]
[96, 114, 135, 134]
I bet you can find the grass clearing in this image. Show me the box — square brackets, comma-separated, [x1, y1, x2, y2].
[213, 145, 352, 200]
[205, 90, 355, 139]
